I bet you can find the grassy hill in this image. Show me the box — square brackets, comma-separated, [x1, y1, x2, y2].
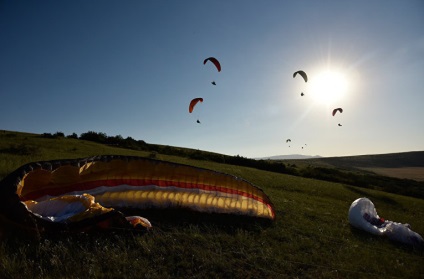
[317, 151, 424, 168]
[316, 152, 424, 182]
[1, 131, 423, 278]
[280, 151, 424, 181]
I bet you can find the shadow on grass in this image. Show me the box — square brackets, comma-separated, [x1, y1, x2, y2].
[349, 226, 424, 253]
[0, 208, 274, 251]
[119, 208, 274, 234]
[0, 144, 40, 156]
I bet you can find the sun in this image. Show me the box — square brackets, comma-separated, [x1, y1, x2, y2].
[309, 70, 349, 105]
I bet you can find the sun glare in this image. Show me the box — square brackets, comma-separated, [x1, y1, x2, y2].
[309, 71, 348, 105]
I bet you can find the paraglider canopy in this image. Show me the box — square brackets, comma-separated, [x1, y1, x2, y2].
[332, 108, 343, 116]
[189, 98, 203, 113]
[0, 156, 276, 237]
[203, 57, 221, 72]
[348, 197, 424, 247]
[293, 70, 308, 82]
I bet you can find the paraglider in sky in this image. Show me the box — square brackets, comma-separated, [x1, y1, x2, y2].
[286, 139, 291, 143]
[0, 156, 276, 237]
[203, 57, 221, 72]
[332, 108, 343, 116]
[293, 70, 308, 82]
[189, 98, 203, 113]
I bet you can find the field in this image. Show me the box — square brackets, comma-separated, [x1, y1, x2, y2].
[281, 151, 424, 182]
[0, 131, 423, 278]
[360, 167, 424, 182]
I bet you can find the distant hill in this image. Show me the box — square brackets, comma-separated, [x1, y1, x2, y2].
[279, 151, 424, 181]
[282, 151, 424, 168]
[256, 154, 322, 160]
[258, 151, 424, 167]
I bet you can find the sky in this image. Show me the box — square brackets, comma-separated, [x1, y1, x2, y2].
[1, 0, 423, 158]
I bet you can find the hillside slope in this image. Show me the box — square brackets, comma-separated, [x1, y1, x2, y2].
[316, 151, 424, 168]
[1, 130, 423, 278]
[282, 151, 424, 181]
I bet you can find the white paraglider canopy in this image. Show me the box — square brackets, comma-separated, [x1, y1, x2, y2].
[348, 197, 424, 247]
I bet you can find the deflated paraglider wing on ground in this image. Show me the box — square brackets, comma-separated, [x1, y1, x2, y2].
[0, 156, 276, 236]
[348, 197, 424, 247]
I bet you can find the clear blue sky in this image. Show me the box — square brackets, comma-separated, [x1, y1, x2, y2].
[1, 0, 423, 158]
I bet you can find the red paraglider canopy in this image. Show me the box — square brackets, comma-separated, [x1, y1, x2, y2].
[203, 57, 221, 72]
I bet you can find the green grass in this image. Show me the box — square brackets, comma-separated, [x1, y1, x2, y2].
[1, 131, 423, 278]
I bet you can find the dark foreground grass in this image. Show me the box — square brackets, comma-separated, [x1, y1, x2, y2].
[1, 131, 423, 278]
[1, 187, 423, 279]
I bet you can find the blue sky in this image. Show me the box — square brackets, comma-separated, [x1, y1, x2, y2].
[1, 0, 423, 158]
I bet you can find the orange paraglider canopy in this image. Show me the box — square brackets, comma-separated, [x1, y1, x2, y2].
[0, 156, 276, 237]
[189, 98, 203, 113]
